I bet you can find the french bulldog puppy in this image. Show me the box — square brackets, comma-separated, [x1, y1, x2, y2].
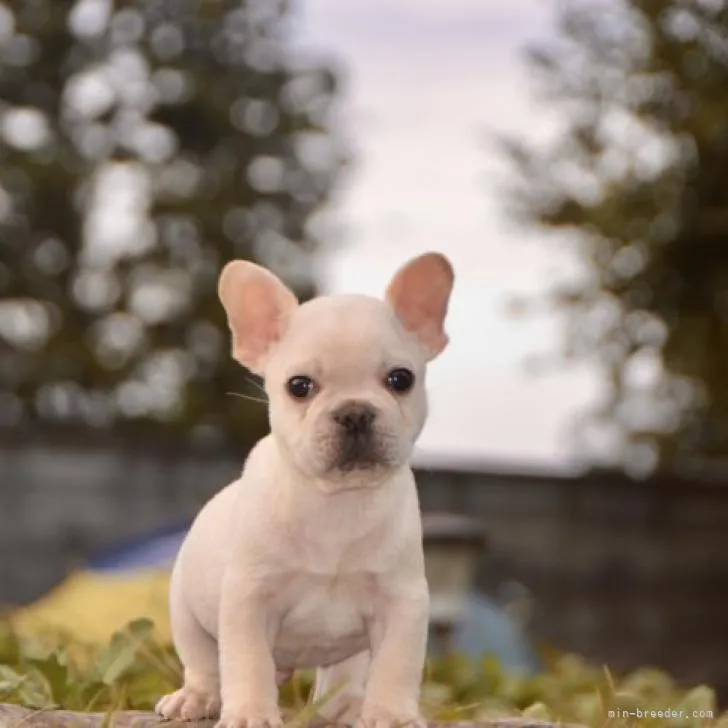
[155, 252, 454, 728]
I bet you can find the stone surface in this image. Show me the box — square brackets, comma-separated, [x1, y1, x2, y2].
[0, 704, 573, 728]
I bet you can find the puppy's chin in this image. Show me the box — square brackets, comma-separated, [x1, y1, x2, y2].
[317, 460, 399, 494]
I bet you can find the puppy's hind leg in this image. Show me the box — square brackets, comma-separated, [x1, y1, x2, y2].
[312, 651, 370, 726]
[156, 565, 221, 721]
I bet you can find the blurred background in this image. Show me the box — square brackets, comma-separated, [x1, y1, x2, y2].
[1, 0, 728, 710]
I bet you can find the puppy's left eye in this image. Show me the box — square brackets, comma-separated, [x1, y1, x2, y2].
[386, 368, 415, 394]
[287, 376, 317, 400]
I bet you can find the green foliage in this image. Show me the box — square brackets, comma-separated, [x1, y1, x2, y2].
[0, 618, 180, 711]
[0, 0, 345, 446]
[0, 619, 725, 727]
[501, 0, 728, 470]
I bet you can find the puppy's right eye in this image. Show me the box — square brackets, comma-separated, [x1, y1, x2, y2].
[287, 375, 317, 400]
[386, 367, 415, 394]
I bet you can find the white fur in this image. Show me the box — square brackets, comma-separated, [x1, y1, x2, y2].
[155, 253, 454, 728]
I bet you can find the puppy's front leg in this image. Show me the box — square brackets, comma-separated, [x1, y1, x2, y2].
[216, 575, 282, 728]
[359, 578, 429, 728]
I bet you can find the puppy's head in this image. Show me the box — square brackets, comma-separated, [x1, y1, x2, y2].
[219, 253, 454, 492]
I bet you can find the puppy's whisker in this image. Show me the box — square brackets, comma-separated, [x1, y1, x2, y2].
[226, 391, 269, 405]
[244, 375, 267, 395]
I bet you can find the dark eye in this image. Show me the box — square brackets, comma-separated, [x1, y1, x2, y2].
[386, 368, 415, 394]
[287, 375, 316, 400]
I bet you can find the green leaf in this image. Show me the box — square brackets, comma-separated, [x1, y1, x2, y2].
[522, 701, 553, 721]
[284, 679, 343, 728]
[63, 678, 110, 712]
[570, 692, 604, 726]
[679, 685, 716, 714]
[26, 652, 69, 704]
[125, 619, 155, 640]
[0, 665, 25, 698]
[15, 667, 56, 710]
[0, 623, 21, 664]
[125, 668, 178, 711]
[97, 620, 155, 686]
[481, 653, 503, 690]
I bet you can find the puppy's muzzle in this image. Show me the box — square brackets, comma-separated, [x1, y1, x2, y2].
[331, 402, 383, 471]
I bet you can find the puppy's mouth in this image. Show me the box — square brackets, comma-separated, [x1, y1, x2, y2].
[332, 435, 387, 473]
[331, 433, 389, 474]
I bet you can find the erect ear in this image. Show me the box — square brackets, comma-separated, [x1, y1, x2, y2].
[385, 252, 454, 360]
[218, 260, 299, 374]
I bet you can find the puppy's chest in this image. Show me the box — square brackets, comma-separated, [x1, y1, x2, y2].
[274, 572, 375, 669]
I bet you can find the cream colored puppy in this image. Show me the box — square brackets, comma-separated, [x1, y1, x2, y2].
[155, 252, 454, 728]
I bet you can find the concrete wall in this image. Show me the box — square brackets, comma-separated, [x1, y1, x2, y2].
[416, 466, 728, 700]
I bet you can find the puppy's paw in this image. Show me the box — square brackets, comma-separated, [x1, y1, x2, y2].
[356, 706, 426, 728]
[156, 686, 221, 721]
[214, 705, 283, 728]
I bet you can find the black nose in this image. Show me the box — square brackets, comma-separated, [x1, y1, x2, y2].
[333, 404, 377, 436]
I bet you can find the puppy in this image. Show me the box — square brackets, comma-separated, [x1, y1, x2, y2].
[155, 252, 455, 728]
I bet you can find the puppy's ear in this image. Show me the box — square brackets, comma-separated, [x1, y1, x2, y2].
[218, 261, 298, 374]
[385, 252, 454, 360]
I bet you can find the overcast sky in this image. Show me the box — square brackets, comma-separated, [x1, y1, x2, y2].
[293, 0, 605, 472]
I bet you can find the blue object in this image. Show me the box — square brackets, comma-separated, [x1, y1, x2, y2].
[452, 592, 541, 674]
[88, 521, 190, 572]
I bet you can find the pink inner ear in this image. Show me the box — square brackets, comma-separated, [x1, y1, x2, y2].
[229, 298, 282, 365]
[219, 261, 298, 373]
[398, 303, 448, 351]
[386, 253, 454, 357]
[228, 281, 293, 370]
[396, 295, 450, 356]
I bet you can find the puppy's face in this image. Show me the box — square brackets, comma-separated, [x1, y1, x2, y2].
[218, 253, 454, 492]
[264, 296, 427, 484]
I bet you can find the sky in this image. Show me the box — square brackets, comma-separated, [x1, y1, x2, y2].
[293, 0, 605, 472]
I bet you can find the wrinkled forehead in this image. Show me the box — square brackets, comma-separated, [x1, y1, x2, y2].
[270, 294, 418, 379]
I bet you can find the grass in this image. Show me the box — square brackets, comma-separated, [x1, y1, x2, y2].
[0, 617, 725, 727]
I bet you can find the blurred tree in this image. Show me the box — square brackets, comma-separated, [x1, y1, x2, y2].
[500, 0, 728, 472]
[0, 0, 345, 446]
